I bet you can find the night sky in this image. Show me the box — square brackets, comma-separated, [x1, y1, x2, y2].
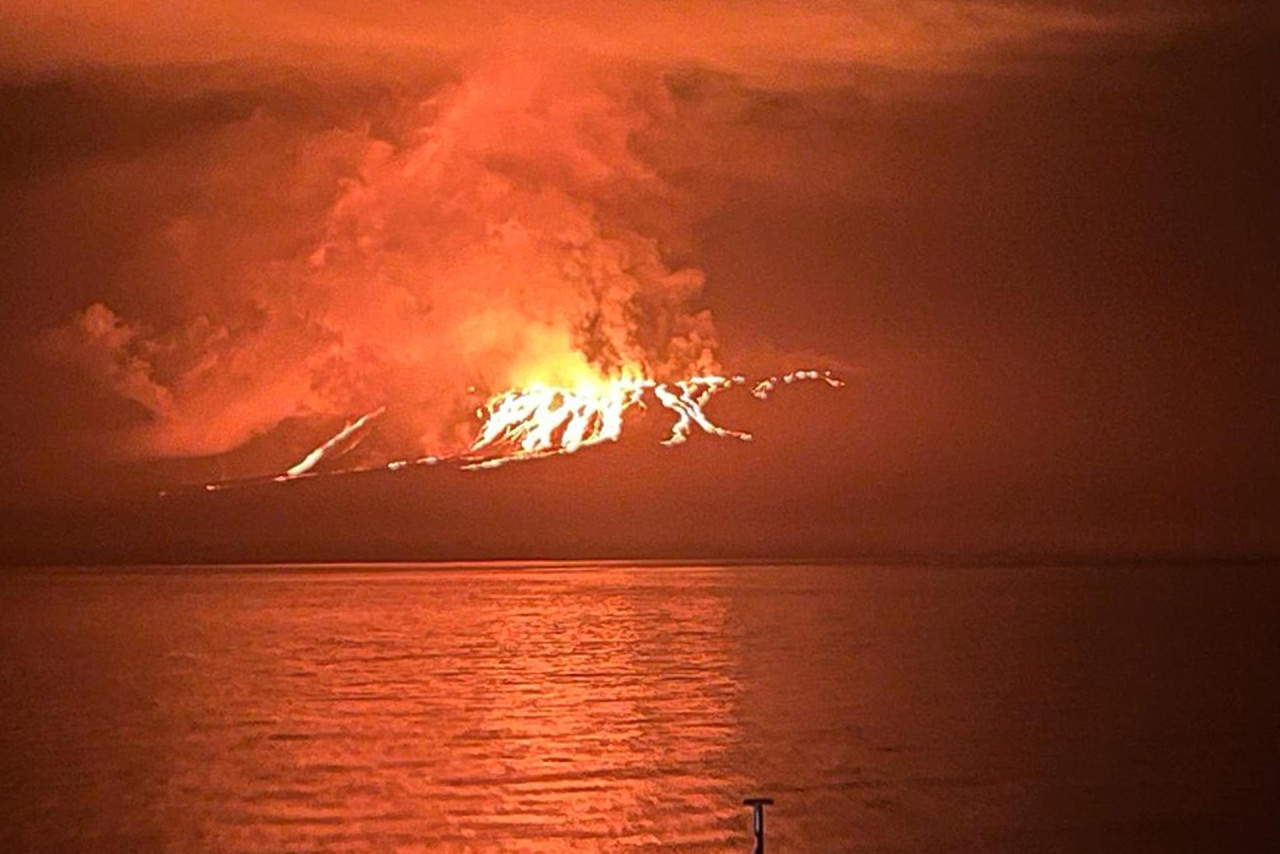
[0, 1, 1276, 563]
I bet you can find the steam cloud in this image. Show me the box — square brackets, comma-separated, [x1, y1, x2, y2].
[47, 58, 719, 461]
[23, 1, 1194, 466]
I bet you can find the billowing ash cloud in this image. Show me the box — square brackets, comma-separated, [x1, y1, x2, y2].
[13, 1, 1201, 467]
[45, 58, 718, 460]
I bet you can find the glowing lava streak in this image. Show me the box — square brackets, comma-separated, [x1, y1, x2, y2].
[201, 370, 843, 490]
[460, 370, 840, 470]
[751, 370, 844, 399]
[277, 406, 386, 480]
[464, 381, 646, 469]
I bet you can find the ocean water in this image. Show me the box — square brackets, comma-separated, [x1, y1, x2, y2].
[0, 561, 1276, 853]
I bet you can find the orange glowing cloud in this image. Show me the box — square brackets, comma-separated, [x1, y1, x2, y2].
[1, 1, 1198, 80]
[13, 0, 1204, 472]
[43, 57, 720, 461]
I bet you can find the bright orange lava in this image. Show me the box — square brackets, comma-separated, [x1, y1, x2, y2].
[205, 370, 842, 489]
[451, 370, 840, 471]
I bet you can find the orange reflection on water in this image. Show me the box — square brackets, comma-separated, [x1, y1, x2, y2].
[137, 566, 749, 852]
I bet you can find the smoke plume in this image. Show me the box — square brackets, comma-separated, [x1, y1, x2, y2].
[18, 1, 1202, 469]
[45, 57, 718, 461]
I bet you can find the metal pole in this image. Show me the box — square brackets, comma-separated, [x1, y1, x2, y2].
[742, 797, 774, 854]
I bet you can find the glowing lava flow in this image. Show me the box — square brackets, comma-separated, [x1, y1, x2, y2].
[449, 369, 842, 470]
[463, 381, 647, 469]
[277, 406, 386, 481]
[651, 376, 752, 447]
[461, 375, 761, 470]
[752, 369, 844, 399]
[202, 370, 843, 490]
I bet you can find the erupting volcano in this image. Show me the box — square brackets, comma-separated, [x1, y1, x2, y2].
[249, 369, 845, 486]
[40, 57, 851, 494]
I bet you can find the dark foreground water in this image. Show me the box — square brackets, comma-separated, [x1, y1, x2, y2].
[1, 562, 1277, 853]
